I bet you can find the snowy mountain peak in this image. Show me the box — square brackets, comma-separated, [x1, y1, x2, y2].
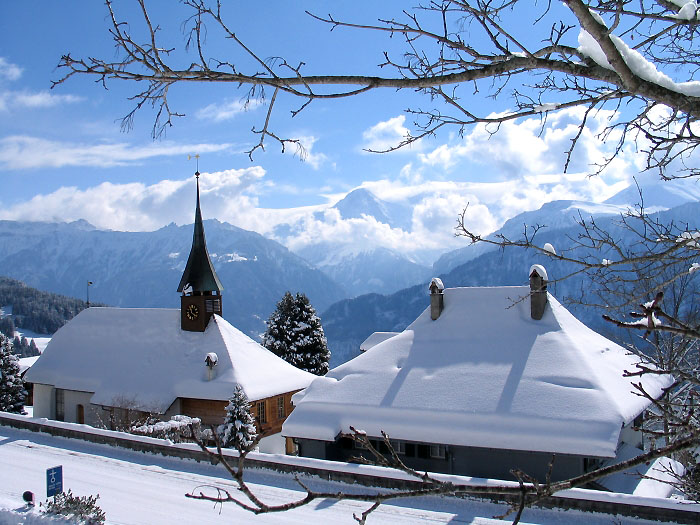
[604, 179, 700, 210]
[332, 188, 413, 231]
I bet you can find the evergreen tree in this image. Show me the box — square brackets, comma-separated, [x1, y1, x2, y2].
[217, 384, 257, 451]
[0, 334, 26, 413]
[0, 317, 15, 339]
[262, 292, 330, 375]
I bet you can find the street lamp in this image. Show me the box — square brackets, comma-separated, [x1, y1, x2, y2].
[86, 281, 93, 307]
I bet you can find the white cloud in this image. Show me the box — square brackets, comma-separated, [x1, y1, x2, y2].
[0, 58, 82, 111]
[0, 167, 267, 232]
[292, 135, 327, 170]
[195, 98, 261, 122]
[362, 115, 423, 153]
[417, 107, 631, 181]
[1, 108, 649, 263]
[1, 165, 638, 264]
[0, 57, 22, 82]
[11, 91, 82, 108]
[0, 136, 231, 169]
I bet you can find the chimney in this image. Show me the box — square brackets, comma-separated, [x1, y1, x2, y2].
[205, 352, 218, 381]
[529, 264, 548, 320]
[429, 277, 445, 320]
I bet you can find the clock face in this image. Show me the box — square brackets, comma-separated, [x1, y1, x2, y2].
[186, 303, 200, 321]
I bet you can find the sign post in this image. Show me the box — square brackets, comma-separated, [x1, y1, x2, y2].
[46, 466, 63, 498]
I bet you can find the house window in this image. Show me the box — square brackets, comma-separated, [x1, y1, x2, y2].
[277, 396, 285, 419]
[55, 389, 65, 421]
[257, 401, 267, 424]
[430, 444, 446, 459]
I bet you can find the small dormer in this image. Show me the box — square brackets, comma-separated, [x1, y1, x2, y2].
[429, 277, 445, 320]
[529, 264, 548, 320]
[178, 171, 224, 332]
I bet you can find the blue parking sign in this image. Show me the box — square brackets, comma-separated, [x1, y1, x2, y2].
[46, 466, 63, 497]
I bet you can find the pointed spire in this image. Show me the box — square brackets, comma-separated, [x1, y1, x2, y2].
[177, 172, 224, 294]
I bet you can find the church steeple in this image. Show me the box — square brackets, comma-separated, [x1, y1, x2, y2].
[178, 171, 223, 332]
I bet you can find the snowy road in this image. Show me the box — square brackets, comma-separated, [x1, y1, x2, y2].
[0, 426, 672, 524]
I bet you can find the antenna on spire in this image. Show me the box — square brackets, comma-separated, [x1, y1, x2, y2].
[187, 154, 200, 176]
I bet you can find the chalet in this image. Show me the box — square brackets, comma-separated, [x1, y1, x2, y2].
[26, 171, 315, 444]
[283, 267, 676, 492]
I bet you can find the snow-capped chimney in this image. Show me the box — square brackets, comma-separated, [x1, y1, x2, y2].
[529, 265, 548, 320]
[429, 278, 445, 320]
[205, 352, 218, 381]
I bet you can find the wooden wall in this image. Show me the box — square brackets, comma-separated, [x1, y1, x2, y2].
[180, 389, 301, 436]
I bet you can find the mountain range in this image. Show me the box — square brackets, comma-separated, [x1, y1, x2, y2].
[277, 188, 434, 297]
[323, 184, 700, 366]
[0, 219, 345, 338]
[2, 178, 699, 367]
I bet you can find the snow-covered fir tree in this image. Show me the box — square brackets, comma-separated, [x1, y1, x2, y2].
[0, 334, 27, 414]
[217, 384, 257, 451]
[262, 292, 329, 375]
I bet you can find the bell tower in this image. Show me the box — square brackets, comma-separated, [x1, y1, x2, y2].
[177, 170, 223, 332]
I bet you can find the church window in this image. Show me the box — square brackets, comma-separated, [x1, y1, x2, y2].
[55, 389, 65, 421]
[257, 400, 267, 424]
[277, 396, 285, 419]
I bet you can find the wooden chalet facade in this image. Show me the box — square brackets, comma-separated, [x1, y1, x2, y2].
[180, 389, 302, 435]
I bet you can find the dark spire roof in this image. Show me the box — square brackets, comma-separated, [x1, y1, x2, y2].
[177, 172, 224, 294]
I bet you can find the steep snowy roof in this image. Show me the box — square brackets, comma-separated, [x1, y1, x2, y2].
[284, 286, 672, 458]
[25, 308, 315, 413]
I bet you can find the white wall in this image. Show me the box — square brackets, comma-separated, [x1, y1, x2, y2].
[29, 384, 96, 425]
[619, 420, 643, 449]
[63, 390, 94, 424]
[32, 383, 53, 419]
[257, 433, 285, 454]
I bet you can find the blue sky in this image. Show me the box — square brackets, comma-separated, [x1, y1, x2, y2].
[1, 1, 651, 257]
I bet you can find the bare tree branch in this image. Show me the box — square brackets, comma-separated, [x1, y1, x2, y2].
[184, 424, 700, 523]
[54, 0, 700, 173]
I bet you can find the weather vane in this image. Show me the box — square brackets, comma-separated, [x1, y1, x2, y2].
[187, 153, 200, 176]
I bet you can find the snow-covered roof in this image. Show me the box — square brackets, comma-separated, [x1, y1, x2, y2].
[359, 332, 400, 352]
[18, 356, 40, 375]
[284, 286, 672, 458]
[597, 443, 683, 498]
[25, 308, 315, 413]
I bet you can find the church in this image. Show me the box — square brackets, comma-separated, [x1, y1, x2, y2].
[26, 171, 316, 441]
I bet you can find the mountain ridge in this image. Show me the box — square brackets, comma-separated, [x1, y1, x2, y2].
[0, 219, 346, 338]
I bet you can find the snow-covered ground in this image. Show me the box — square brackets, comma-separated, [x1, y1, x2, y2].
[14, 329, 51, 353]
[0, 425, 683, 524]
